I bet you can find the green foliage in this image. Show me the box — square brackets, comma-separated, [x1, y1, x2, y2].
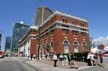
[74, 51, 89, 61]
[56, 53, 61, 58]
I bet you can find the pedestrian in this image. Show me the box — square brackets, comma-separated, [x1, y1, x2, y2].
[67, 53, 71, 65]
[45, 53, 48, 58]
[87, 53, 92, 66]
[59, 53, 63, 63]
[62, 53, 67, 66]
[90, 52, 95, 66]
[52, 53, 58, 67]
[98, 51, 104, 66]
[94, 53, 98, 65]
[33, 54, 36, 60]
[70, 53, 78, 69]
[45, 52, 49, 60]
[30, 54, 33, 60]
[50, 52, 53, 61]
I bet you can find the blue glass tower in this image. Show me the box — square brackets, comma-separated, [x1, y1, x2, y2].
[11, 22, 29, 54]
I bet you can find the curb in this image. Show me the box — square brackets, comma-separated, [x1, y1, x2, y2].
[18, 57, 41, 71]
[23, 61, 42, 71]
[23, 61, 93, 71]
[20, 57, 97, 71]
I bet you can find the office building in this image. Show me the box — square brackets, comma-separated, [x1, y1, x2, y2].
[5, 36, 11, 51]
[11, 21, 29, 54]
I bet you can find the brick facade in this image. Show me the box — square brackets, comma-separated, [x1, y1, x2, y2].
[18, 10, 90, 57]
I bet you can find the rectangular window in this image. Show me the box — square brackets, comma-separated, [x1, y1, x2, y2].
[80, 22, 85, 27]
[81, 32, 86, 37]
[50, 30, 54, 35]
[72, 20, 76, 25]
[72, 30, 78, 35]
[63, 29, 69, 34]
[61, 24, 69, 28]
[45, 33, 49, 37]
[63, 18, 67, 23]
[80, 28, 87, 31]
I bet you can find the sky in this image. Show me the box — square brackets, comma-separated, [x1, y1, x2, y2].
[0, 0, 108, 51]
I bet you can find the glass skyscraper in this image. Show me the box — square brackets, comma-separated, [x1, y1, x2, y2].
[11, 22, 29, 54]
[5, 36, 11, 51]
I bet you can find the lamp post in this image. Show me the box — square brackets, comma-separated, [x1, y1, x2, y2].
[38, 26, 40, 60]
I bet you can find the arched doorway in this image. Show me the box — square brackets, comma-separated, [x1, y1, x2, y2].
[73, 41, 79, 53]
[63, 40, 69, 53]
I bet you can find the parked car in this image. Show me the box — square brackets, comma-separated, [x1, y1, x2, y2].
[0, 51, 4, 58]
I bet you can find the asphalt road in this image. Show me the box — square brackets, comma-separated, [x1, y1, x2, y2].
[0, 57, 37, 71]
[78, 66, 108, 71]
[78, 57, 108, 71]
[1, 57, 108, 71]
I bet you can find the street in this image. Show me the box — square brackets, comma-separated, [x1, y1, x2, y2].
[78, 57, 108, 71]
[0, 57, 108, 71]
[78, 65, 108, 71]
[0, 57, 37, 71]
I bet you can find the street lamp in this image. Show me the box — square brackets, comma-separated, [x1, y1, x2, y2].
[37, 26, 41, 60]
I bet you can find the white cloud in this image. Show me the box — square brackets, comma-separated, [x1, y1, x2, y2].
[106, 36, 108, 39]
[93, 36, 108, 45]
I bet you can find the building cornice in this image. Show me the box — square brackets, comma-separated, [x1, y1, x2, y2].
[54, 11, 88, 22]
[41, 10, 88, 27]
[19, 34, 36, 46]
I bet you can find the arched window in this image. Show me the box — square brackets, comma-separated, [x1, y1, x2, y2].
[63, 40, 69, 53]
[64, 40, 69, 48]
[50, 41, 54, 52]
[73, 41, 79, 48]
[50, 41, 54, 47]
[73, 41, 79, 53]
[82, 41, 87, 49]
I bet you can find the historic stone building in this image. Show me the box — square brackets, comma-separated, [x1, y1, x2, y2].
[18, 7, 90, 57]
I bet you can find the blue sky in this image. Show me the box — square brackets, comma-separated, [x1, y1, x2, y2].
[0, 0, 108, 51]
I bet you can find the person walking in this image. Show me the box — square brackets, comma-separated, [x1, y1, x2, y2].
[90, 52, 95, 66]
[87, 53, 92, 66]
[53, 53, 58, 67]
[94, 53, 98, 65]
[33, 54, 36, 60]
[98, 51, 104, 66]
[62, 53, 67, 66]
[30, 54, 33, 60]
[59, 53, 63, 65]
[70, 53, 78, 69]
[67, 53, 71, 65]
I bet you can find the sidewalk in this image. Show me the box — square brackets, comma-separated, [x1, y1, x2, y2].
[19, 57, 93, 71]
